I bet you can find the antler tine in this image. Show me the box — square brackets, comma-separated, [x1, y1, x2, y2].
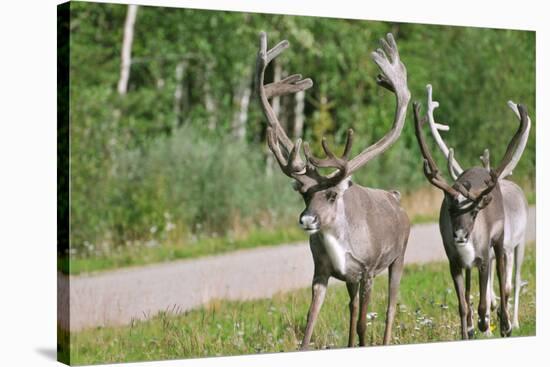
[266, 127, 288, 168]
[304, 129, 354, 185]
[267, 127, 306, 176]
[264, 74, 313, 99]
[343, 33, 411, 176]
[413, 101, 461, 198]
[493, 104, 530, 178]
[425, 84, 464, 178]
[256, 31, 313, 179]
[265, 38, 288, 64]
[458, 169, 499, 205]
[447, 148, 459, 180]
[304, 131, 353, 171]
[496, 101, 532, 179]
[341, 128, 354, 159]
[480, 149, 490, 171]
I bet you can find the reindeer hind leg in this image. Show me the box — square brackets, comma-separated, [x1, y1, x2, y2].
[512, 243, 525, 329]
[357, 276, 373, 346]
[383, 252, 405, 345]
[494, 245, 513, 337]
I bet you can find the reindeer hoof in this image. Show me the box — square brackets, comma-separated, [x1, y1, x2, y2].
[500, 320, 512, 337]
[478, 316, 489, 332]
[500, 328, 512, 337]
[467, 327, 475, 339]
[496, 309, 512, 337]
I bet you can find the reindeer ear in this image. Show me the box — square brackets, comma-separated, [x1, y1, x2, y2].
[336, 177, 352, 193]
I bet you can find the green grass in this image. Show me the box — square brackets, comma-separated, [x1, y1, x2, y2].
[63, 226, 307, 275]
[409, 213, 438, 224]
[526, 190, 536, 205]
[68, 245, 536, 365]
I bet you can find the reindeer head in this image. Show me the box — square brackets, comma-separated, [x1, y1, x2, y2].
[413, 85, 530, 244]
[297, 178, 353, 234]
[447, 168, 497, 243]
[255, 32, 410, 234]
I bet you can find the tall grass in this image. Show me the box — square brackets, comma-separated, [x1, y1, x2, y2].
[70, 124, 302, 257]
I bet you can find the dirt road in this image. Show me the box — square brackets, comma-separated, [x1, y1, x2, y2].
[59, 207, 535, 332]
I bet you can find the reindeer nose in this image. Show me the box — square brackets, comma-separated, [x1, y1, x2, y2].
[299, 213, 319, 228]
[454, 229, 468, 243]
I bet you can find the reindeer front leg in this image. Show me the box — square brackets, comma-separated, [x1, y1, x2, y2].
[450, 263, 469, 339]
[301, 275, 329, 350]
[464, 268, 475, 338]
[477, 260, 490, 334]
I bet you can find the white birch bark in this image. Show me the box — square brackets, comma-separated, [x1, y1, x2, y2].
[117, 4, 139, 95]
[294, 90, 305, 139]
[173, 60, 187, 129]
[204, 64, 217, 130]
[231, 75, 252, 140]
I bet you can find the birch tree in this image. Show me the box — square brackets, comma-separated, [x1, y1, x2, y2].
[293, 90, 305, 139]
[231, 73, 252, 140]
[173, 60, 188, 129]
[117, 4, 139, 95]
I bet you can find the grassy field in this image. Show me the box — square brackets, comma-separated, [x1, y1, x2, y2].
[67, 244, 536, 365]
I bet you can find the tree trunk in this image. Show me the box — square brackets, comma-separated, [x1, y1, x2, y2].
[231, 75, 251, 141]
[117, 4, 139, 95]
[173, 60, 187, 130]
[204, 64, 217, 131]
[294, 90, 305, 139]
[271, 60, 282, 118]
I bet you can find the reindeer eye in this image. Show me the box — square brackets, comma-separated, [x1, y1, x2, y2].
[326, 191, 337, 203]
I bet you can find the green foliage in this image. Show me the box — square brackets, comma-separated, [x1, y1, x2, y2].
[66, 2, 536, 258]
[69, 245, 536, 364]
[71, 123, 302, 253]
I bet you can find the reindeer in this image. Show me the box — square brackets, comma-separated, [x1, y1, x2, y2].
[423, 85, 531, 331]
[412, 87, 530, 339]
[255, 32, 411, 349]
